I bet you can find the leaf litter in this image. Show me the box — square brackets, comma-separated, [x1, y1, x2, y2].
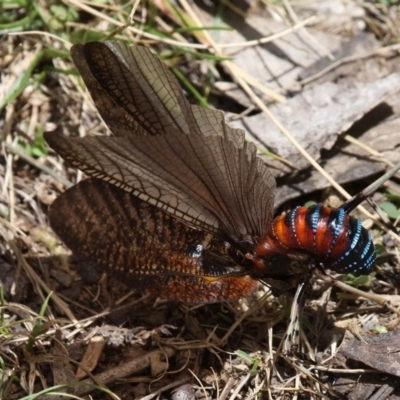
[1, 1, 400, 399]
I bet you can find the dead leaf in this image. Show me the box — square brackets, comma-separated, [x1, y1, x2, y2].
[76, 336, 105, 380]
[274, 114, 400, 206]
[232, 73, 400, 174]
[52, 330, 77, 397]
[340, 329, 400, 377]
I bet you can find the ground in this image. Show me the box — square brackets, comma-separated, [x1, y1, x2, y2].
[2, 1, 400, 399]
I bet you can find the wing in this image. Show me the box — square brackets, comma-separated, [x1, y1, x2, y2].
[45, 41, 275, 242]
[49, 178, 258, 303]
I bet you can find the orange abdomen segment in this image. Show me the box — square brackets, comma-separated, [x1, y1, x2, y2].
[267, 205, 375, 274]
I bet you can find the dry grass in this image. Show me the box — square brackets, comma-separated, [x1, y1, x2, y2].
[2, 1, 400, 399]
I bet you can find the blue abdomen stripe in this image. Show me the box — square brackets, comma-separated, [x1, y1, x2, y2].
[325, 208, 345, 260]
[349, 220, 362, 251]
[310, 205, 321, 233]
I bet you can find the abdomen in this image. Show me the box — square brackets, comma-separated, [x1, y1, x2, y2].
[253, 205, 375, 275]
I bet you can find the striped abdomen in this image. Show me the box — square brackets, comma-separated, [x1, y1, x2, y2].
[253, 205, 375, 275]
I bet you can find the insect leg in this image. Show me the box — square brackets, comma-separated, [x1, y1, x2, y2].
[282, 268, 313, 356]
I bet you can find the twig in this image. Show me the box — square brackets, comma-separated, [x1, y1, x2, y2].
[74, 347, 176, 396]
[299, 43, 400, 85]
[315, 269, 400, 318]
[4, 142, 73, 188]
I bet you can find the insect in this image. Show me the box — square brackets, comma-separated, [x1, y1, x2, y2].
[45, 41, 400, 304]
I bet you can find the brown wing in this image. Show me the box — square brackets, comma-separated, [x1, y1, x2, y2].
[69, 43, 188, 138]
[49, 178, 258, 303]
[45, 41, 275, 242]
